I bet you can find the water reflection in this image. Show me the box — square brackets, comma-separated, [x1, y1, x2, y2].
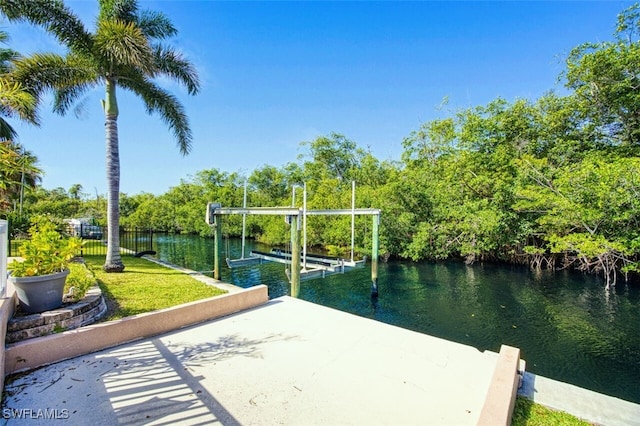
[149, 234, 640, 403]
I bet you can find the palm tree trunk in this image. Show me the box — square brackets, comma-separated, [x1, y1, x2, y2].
[103, 79, 124, 272]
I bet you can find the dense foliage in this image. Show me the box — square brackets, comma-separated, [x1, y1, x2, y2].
[3, 4, 640, 288]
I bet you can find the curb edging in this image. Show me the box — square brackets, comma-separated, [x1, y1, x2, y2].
[4, 285, 269, 376]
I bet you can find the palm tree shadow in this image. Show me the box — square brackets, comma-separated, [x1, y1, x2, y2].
[171, 332, 300, 366]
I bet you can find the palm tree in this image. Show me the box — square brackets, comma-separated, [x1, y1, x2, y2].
[0, 31, 42, 211]
[0, 141, 42, 211]
[1, 0, 200, 272]
[68, 183, 83, 200]
[0, 29, 39, 141]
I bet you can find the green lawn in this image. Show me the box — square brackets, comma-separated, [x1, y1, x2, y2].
[512, 397, 592, 426]
[83, 255, 226, 320]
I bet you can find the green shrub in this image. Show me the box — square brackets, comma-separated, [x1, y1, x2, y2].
[9, 216, 82, 277]
[64, 262, 95, 302]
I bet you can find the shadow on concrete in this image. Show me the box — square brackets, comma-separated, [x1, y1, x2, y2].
[89, 330, 298, 426]
[86, 337, 239, 425]
[170, 333, 300, 366]
[517, 372, 536, 400]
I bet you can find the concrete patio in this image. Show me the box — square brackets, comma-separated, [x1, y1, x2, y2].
[2, 295, 516, 425]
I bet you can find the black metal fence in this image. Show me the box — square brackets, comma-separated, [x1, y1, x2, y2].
[117, 228, 155, 257]
[8, 225, 155, 258]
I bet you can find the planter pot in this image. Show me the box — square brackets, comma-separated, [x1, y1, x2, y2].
[10, 269, 70, 314]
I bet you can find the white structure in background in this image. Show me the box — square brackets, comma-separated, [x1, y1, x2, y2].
[64, 218, 103, 240]
[0, 219, 8, 296]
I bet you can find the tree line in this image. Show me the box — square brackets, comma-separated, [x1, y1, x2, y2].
[2, 4, 639, 288]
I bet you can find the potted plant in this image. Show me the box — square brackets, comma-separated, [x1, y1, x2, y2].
[9, 216, 82, 313]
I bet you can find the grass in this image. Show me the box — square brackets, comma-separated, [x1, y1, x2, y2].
[512, 397, 593, 426]
[82, 255, 227, 320]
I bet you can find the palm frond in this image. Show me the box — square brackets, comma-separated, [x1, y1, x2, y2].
[8, 141, 42, 178]
[12, 53, 97, 91]
[0, 141, 42, 199]
[0, 79, 39, 124]
[0, 117, 18, 141]
[152, 45, 200, 95]
[0, 0, 93, 56]
[0, 50, 20, 74]
[120, 76, 192, 155]
[99, 0, 137, 23]
[10, 53, 98, 115]
[53, 82, 94, 115]
[137, 9, 177, 40]
[0, 30, 21, 73]
[95, 20, 154, 74]
[70, 96, 92, 119]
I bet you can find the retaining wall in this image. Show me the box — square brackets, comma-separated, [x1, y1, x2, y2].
[0, 282, 16, 398]
[1, 284, 268, 392]
[6, 284, 107, 343]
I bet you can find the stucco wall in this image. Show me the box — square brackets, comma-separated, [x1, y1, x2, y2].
[0, 283, 16, 397]
[3, 285, 268, 376]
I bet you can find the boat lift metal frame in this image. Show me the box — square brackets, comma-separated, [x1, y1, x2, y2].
[206, 204, 381, 297]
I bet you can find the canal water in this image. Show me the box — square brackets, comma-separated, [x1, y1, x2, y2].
[149, 234, 640, 404]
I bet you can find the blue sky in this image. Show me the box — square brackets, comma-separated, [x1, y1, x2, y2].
[2, 1, 635, 196]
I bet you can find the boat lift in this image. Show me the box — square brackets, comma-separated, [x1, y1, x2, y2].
[225, 180, 262, 268]
[249, 249, 367, 282]
[206, 203, 381, 298]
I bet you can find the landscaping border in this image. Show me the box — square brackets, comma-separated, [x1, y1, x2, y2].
[5, 283, 107, 343]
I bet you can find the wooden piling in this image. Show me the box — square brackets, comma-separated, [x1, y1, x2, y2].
[290, 214, 301, 297]
[214, 214, 222, 280]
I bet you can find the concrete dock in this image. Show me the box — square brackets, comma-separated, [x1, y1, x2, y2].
[3, 296, 504, 425]
[2, 294, 639, 425]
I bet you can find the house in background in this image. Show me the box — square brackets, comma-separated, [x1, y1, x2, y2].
[64, 218, 103, 240]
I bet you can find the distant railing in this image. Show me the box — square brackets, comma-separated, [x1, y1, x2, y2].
[8, 225, 155, 258]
